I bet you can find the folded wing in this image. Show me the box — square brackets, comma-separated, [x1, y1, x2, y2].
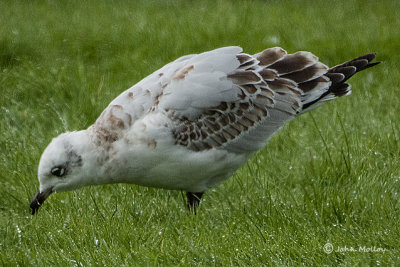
[157, 47, 333, 153]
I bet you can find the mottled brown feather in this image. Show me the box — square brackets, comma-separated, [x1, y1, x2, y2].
[259, 69, 278, 81]
[298, 77, 329, 92]
[256, 47, 287, 66]
[236, 54, 253, 64]
[268, 52, 317, 75]
[227, 70, 261, 85]
[281, 62, 328, 83]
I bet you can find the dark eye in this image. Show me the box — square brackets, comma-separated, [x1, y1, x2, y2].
[51, 166, 66, 177]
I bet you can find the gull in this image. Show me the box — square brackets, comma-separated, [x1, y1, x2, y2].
[30, 46, 379, 214]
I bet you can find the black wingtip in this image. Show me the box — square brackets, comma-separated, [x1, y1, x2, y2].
[364, 52, 377, 62]
[300, 52, 380, 112]
[360, 61, 381, 71]
[353, 52, 378, 63]
[362, 52, 380, 66]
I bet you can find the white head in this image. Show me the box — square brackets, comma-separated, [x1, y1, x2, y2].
[30, 130, 99, 214]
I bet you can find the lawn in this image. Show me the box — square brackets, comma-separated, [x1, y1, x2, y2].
[1, 0, 399, 265]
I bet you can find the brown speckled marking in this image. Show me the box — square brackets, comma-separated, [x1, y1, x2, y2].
[112, 105, 123, 109]
[149, 91, 164, 112]
[155, 92, 163, 105]
[148, 140, 157, 149]
[94, 126, 119, 145]
[106, 105, 126, 129]
[128, 92, 134, 98]
[107, 114, 125, 129]
[172, 65, 194, 80]
[91, 104, 134, 147]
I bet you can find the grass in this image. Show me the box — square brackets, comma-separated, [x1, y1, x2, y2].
[0, 0, 399, 265]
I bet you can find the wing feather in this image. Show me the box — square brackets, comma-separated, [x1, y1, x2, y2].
[163, 47, 315, 152]
[95, 46, 375, 153]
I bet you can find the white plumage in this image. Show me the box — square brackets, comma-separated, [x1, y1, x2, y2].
[30, 46, 379, 213]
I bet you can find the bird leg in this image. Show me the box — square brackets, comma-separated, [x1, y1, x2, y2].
[186, 192, 204, 213]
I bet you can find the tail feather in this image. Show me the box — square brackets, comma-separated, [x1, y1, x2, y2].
[301, 53, 380, 111]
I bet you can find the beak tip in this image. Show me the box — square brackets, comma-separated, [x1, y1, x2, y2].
[30, 191, 42, 215]
[30, 188, 53, 215]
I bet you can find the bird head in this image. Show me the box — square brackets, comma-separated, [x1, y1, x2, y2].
[30, 130, 96, 214]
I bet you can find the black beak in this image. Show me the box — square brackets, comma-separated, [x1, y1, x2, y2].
[30, 187, 53, 215]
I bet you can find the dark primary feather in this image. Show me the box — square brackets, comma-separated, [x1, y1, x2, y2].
[302, 53, 380, 110]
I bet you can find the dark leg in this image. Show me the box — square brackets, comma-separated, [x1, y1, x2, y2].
[186, 192, 204, 213]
